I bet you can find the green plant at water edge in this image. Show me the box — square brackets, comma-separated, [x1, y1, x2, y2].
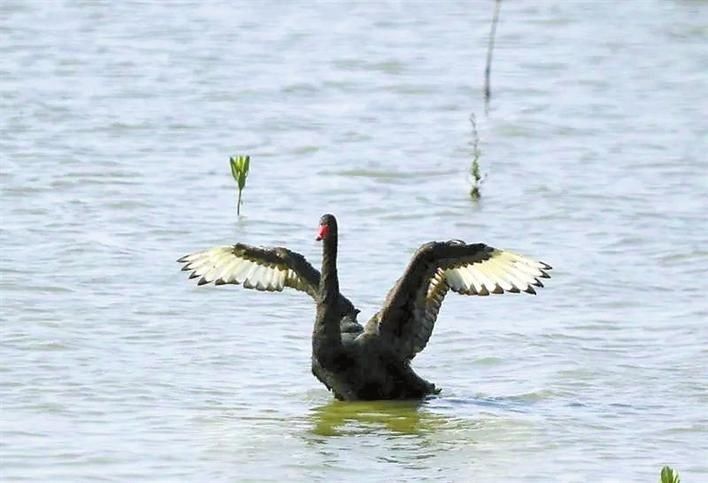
[229, 155, 250, 216]
[469, 114, 484, 200]
[660, 466, 680, 483]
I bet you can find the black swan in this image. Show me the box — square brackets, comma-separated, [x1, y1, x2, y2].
[177, 214, 552, 400]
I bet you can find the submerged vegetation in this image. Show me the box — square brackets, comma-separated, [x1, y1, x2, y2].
[660, 466, 680, 483]
[469, 114, 484, 201]
[229, 155, 250, 216]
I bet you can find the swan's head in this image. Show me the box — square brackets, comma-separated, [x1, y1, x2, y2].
[316, 213, 337, 241]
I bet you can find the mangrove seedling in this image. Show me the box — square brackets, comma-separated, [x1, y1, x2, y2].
[229, 155, 250, 216]
[660, 466, 680, 483]
[469, 114, 485, 201]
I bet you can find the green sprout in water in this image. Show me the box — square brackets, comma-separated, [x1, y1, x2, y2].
[660, 466, 680, 483]
[229, 155, 250, 216]
[469, 114, 485, 201]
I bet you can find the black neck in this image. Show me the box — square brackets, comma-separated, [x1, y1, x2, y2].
[319, 233, 339, 301]
[313, 229, 341, 350]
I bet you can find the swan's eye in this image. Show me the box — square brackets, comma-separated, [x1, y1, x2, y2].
[316, 224, 330, 241]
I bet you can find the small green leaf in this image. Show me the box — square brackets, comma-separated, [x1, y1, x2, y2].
[660, 466, 680, 483]
[229, 154, 251, 216]
[229, 157, 238, 181]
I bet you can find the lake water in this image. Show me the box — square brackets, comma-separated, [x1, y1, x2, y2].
[2, 1, 707, 481]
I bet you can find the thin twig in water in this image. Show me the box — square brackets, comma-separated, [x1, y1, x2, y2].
[484, 0, 502, 115]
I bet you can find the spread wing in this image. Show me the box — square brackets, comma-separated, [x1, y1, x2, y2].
[177, 243, 321, 299]
[365, 241, 552, 361]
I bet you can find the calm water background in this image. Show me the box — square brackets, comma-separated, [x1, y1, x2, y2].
[2, 1, 707, 481]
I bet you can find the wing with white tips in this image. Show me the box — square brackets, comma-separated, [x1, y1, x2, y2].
[177, 243, 320, 299]
[366, 241, 552, 360]
[442, 248, 551, 296]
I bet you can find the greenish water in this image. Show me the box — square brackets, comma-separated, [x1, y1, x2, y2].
[2, 1, 707, 481]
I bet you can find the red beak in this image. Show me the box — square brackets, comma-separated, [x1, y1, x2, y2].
[316, 224, 329, 241]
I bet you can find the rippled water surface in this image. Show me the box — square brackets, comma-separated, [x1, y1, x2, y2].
[2, 1, 707, 481]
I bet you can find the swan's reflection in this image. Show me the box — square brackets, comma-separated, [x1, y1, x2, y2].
[308, 398, 451, 436]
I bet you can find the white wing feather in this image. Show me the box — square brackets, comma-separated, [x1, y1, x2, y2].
[180, 246, 290, 291]
[443, 249, 550, 296]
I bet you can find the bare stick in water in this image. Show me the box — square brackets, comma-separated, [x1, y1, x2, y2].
[484, 0, 502, 114]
